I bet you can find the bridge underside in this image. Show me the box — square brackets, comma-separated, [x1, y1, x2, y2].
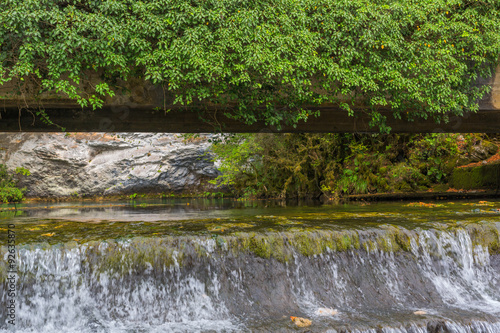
[0, 106, 499, 133]
[0, 65, 498, 133]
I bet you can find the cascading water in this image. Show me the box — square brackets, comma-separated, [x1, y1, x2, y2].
[1, 201, 500, 332]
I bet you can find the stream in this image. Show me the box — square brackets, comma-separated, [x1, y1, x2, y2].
[1, 199, 500, 332]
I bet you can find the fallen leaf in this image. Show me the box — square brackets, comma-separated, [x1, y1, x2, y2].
[41, 233, 55, 237]
[290, 316, 312, 327]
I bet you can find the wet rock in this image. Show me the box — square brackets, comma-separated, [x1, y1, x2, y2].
[315, 308, 338, 316]
[491, 255, 500, 270]
[0, 133, 220, 197]
[6, 222, 500, 331]
[414, 310, 427, 315]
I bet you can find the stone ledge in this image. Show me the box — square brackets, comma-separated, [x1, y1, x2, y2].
[450, 162, 500, 190]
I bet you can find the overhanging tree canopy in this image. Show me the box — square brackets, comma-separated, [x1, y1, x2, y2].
[1, 0, 499, 131]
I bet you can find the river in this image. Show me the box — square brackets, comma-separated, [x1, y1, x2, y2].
[1, 199, 500, 332]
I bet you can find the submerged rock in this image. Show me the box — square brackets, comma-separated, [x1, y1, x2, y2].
[0, 133, 220, 197]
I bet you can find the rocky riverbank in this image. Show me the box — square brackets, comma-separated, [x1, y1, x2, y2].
[1, 133, 499, 201]
[0, 133, 220, 198]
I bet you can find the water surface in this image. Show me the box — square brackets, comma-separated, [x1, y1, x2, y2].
[1, 199, 500, 332]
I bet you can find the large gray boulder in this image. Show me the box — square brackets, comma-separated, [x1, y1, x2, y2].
[0, 133, 220, 197]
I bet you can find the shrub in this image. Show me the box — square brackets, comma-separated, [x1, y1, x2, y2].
[1, 0, 499, 131]
[210, 133, 479, 199]
[0, 165, 30, 203]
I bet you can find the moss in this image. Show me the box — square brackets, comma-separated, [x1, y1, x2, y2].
[397, 181, 413, 191]
[337, 234, 352, 251]
[230, 232, 291, 262]
[248, 234, 272, 259]
[433, 184, 450, 192]
[417, 162, 427, 172]
[294, 232, 323, 256]
[450, 162, 500, 190]
[351, 232, 361, 250]
[377, 178, 388, 188]
[393, 228, 412, 252]
[232, 229, 362, 259]
[269, 236, 288, 262]
[464, 224, 500, 255]
[379, 166, 388, 174]
[482, 140, 499, 155]
[0, 247, 7, 281]
[368, 173, 378, 184]
[88, 238, 189, 274]
[363, 239, 377, 252]
[444, 157, 459, 175]
[193, 241, 209, 257]
[359, 227, 416, 253]
[9, 209, 500, 274]
[376, 236, 393, 252]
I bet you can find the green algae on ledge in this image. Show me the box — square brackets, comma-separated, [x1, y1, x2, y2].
[2, 199, 500, 266]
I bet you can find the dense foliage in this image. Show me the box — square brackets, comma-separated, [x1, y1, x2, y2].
[210, 133, 496, 199]
[0, 164, 30, 203]
[1, 0, 499, 130]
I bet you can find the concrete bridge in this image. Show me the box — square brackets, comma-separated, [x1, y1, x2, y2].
[0, 67, 499, 133]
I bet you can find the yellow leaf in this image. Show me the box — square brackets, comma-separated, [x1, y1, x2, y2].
[41, 233, 55, 237]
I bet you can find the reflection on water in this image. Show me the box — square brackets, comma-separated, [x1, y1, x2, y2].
[2, 198, 500, 222]
[0, 198, 312, 221]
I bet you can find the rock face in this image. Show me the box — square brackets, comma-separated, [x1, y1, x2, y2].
[450, 162, 500, 190]
[0, 133, 220, 197]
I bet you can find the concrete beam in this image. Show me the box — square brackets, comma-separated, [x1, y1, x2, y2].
[0, 106, 499, 133]
[0, 66, 498, 133]
[491, 65, 500, 109]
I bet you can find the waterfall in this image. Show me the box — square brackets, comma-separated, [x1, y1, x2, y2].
[2, 223, 500, 332]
